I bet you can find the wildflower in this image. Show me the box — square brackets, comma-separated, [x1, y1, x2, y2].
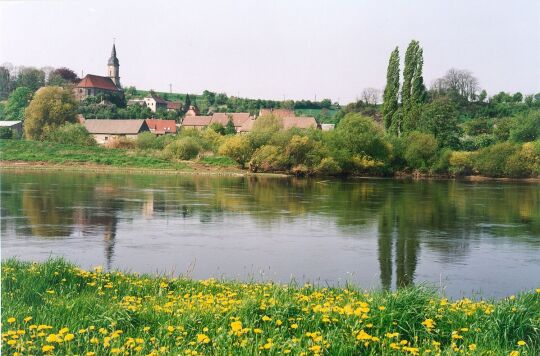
[262, 315, 272, 321]
[143, 326, 150, 332]
[42, 345, 55, 352]
[356, 330, 372, 341]
[309, 345, 321, 352]
[59, 327, 69, 334]
[254, 328, 263, 334]
[64, 333, 75, 341]
[86, 353, 96, 356]
[291, 323, 298, 329]
[422, 319, 435, 330]
[197, 333, 210, 344]
[378, 306, 386, 311]
[276, 319, 283, 326]
[7, 339, 16, 346]
[230, 321, 243, 332]
[90, 337, 99, 344]
[469, 344, 477, 351]
[8, 317, 16, 323]
[24, 316, 32, 323]
[167, 326, 175, 332]
[517, 340, 526, 346]
[510, 352, 519, 356]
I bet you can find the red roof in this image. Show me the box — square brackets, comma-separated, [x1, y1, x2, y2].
[145, 119, 178, 134]
[77, 74, 120, 91]
[166, 102, 182, 110]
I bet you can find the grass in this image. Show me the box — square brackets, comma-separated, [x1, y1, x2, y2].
[200, 155, 239, 167]
[295, 109, 339, 124]
[0, 140, 188, 170]
[2, 259, 539, 355]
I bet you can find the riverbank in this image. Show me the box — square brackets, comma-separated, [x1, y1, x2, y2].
[2, 259, 539, 355]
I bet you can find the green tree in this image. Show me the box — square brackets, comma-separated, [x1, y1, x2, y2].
[403, 131, 438, 170]
[184, 94, 191, 111]
[402, 40, 426, 132]
[15, 67, 46, 92]
[24, 86, 78, 140]
[0, 66, 11, 99]
[382, 47, 400, 133]
[419, 97, 461, 149]
[44, 123, 96, 146]
[4, 87, 33, 121]
[225, 118, 237, 135]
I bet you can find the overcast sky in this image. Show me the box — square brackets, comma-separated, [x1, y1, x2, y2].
[1, 0, 539, 103]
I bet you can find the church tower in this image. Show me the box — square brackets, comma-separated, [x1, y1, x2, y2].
[107, 43, 121, 88]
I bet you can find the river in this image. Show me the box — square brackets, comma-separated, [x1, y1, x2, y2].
[1, 170, 539, 298]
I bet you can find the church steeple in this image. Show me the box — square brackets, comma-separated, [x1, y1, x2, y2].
[107, 42, 121, 88]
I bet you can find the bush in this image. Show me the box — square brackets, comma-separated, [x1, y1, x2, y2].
[218, 135, 253, 167]
[315, 157, 342, 175]
[208, 122, 225, 135]
[164, 137, 201, 160]
[248, 145, 287, 172]
[403, 131, 438, 170]
[449, 151, 475, 175]
[473, 142, 518, 177]
[504, 142, 540, 177]
[0, 127, 13, 139]
[44, 123, 96, 146]
[106, 137, 137, 149]
[136, 132, 159, 149]
[431, 149, 452, 174]
[509, 110, 540, 142]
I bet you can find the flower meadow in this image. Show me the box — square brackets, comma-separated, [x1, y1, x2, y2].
[2, 259, 539, 355]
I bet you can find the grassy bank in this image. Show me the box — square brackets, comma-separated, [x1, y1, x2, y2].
[2, 259, 539, 355]
[0, 140, 189, 170]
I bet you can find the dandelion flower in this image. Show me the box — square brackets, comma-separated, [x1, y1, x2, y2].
[517, 340, 526, 346]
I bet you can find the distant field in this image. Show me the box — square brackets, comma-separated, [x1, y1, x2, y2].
[295, 108, 339, 123]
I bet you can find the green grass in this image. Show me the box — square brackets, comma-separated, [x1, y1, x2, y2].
[0, 140, 188, 170]
[200, 155, 239, 167]
[2, 259, 539, 355]
[295, 109, 339, 123]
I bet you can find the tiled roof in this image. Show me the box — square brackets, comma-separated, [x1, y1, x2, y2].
[211, 113, 252, 127]
[282, 116, 318, 129]
[145, 119, 177, 134]
[77, 74, 120, 91]
[166, 102, 182, 110]
[238, 118, 255, 132]
[84, 119, 148, 134]
[259, 108, 295, 119]
[146, 94, 168, 104]
[182, 116, 213, 127]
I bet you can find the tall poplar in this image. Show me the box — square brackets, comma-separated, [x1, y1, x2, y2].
[382, 47, 400, 132]
[402, 40, 426, 132]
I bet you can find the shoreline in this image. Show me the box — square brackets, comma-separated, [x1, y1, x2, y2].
[2, 160, 540, 183]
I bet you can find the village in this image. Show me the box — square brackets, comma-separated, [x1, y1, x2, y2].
[63, 44, 330, 144]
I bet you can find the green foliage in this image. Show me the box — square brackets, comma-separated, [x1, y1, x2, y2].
[44, 123, 96, 146]
[315, 157, 342, 175]
[509, 110, 540, 142]
[209, 122, 226, 135]
[382, 47, 400, 132]
[449, 151, 476, 175]
[136, 132, 175, 150]
[218, 135, 253, 167]
[248, 145, 287, 172]
[164, 137, 201, 160]
[24, 86, 78, 140]
[15, 67, 45, 92]
[225, 119, 237, 135]
[0, 127, 13, 139]
[403, 131, 438, 170]
[473, 142, 519, 177]
[199, 156, 238, 167]
[419, 97, 461, 149]
[402, 40, 426, 132]
[4, 87, 33, 121]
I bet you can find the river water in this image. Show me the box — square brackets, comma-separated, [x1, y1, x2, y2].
[1, 170, 539, 298]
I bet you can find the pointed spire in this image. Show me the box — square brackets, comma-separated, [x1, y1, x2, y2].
[108, 42, 119, 66]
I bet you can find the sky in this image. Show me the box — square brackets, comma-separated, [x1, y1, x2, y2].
[1, 0, 539, 103]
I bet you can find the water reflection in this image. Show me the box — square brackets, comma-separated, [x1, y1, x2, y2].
[2, 171, 540, 296]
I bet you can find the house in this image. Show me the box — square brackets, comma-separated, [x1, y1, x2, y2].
[282, 116, 318, 130]
[259, 108, 295, 118]
[83, 119, 149, 144]
[181, 116, 213, 130]
[0, 121, 23, 135]
[166, 102, 182, 112]
[184, 105, 200, 116]
[144, 94, 168, 113]
[145, 119, 177, 135]
[181, 113, 253, 131]
[75, 44, 122, 101]
[321, 124, 335, 131]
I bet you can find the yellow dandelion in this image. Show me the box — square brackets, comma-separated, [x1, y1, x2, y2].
[7, 317, 16, 323]
[517, 340, 526, 346]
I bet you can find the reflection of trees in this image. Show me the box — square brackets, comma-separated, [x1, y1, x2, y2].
[3, 171, 540, 287]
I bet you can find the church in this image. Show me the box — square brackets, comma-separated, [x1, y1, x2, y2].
[75, 44, 123, 101]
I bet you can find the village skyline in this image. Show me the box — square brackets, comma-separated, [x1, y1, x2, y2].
[1, 0, 539, 104]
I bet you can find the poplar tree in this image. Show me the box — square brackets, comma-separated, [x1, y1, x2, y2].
[382, 47, 400, 133]
[401, 40, 426, 132]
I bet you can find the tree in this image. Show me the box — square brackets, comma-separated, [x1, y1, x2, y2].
[401, 40, 426, 132]
[48, 67, 80, 86]
[361, 88, 380, 105]
[382, 47, 400, 132]
[225, 118, 237, 135]
[419, 97, 461, 149]
[24, 86, 78, 140]
[44, 123, 96, 146]
[184, 94, 191, 110]
[430, 69, 479, 102]
[0, 66, 11, 99]
[4, 87, 33, 121]
[15, 67, 46, 92]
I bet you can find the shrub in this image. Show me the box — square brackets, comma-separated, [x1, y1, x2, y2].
[403, 131, 438, 170]
[106, 137, 137, 149]
[208, 122, 225, 135]
[136, 132, 159, 149]
[250, 115, 283, 148]
[449, 151, 476, 175]
[44, 123, 96, 146]
[164, 137, 201, 160]
[315, 157, 342, 175]
[201, 128, 225, 152]
[504, 142, 540, 177]
[473, 142, 518, 177]
[248, 145, 286, 172]
[0, 127, 13, 139]
[509, 110, 540, 142]
[218, 135, 253, 167]
[431, 148, 452, 174]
